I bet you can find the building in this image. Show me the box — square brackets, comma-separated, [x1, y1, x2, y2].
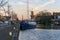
[53, 12, 60, 19]
[52, 12, 60, 25]
[31, 11, 35, 19]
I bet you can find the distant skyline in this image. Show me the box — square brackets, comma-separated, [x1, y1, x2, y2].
[3, 0, 60, 20]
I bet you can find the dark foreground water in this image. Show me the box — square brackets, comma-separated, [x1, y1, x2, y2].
[19, 29, 60, 40]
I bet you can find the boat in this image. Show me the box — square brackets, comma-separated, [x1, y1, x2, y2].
[20, 19, 37, 30]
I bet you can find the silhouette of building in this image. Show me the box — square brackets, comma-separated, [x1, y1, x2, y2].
[53, 12, 60, 19]
[51, 12, 60, 25]
[31, 11, 35, 19]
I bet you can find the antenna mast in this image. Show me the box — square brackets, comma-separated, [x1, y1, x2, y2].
[27, 0, 29, 19]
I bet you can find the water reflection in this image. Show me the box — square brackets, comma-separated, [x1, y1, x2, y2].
[19, 29, 60, 40]
[36, 24, 60, 29]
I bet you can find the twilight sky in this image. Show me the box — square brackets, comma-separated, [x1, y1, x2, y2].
[4, 0, 60, 20]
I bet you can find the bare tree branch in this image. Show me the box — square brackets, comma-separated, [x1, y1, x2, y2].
[1, 1, 8, 7]
[0, 0, 4, 5]
[0, 0, 8, 7]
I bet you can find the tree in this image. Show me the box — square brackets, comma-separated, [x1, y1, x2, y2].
[35, 11, 51, 25]
[0, 0, 7, 7]
[0, 0, 8, 15]
[10, 11, 18, 21]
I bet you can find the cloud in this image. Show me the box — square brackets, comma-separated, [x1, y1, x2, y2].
[12, 1, 32, 20]
[17, 2, 26, 5]
[41, 0, 55, 7]
[11, 0, 56, 19]
[30, 0, 39, 3]
[17, 1, 34, 10]
[33, 0, 56, 11]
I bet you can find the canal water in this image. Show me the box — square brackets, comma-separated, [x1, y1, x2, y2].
[19, 29, 60, 40]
